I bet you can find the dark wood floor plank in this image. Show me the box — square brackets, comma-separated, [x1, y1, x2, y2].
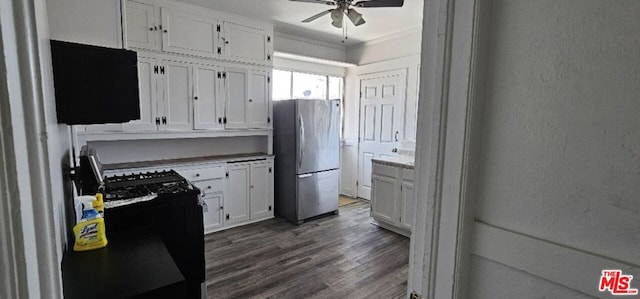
[205, 201, 409, 299]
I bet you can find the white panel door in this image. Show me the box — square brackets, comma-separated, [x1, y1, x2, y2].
[357, 71, 406, 200]
[248, 70, 270, 128]
[399, 180, 414, 231]
[162, 60, 193, 130]
[160, 8, 218, 58]
[222, 22, 269, 64]
[224, 68, 248, 129]
[124, 1, 159, 51]
[249, 161, 273, 220]
[225, 164, 250, 225]
[193, 64, 224, 130]
[123, 55, 159, 131]
[371, 174, 398, 223]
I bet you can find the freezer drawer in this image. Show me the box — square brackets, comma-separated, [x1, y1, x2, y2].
[297, 169, 339, 220]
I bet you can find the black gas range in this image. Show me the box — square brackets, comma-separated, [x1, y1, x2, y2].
[101, 170, 205, 299]
[104, 170, 200, 203]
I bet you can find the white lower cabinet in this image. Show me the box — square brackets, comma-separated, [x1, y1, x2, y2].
[224, 163, 251, 225]
[106, 157, 274, 234]
[225, 159, 274, 224]
[370, 161, 415, 237]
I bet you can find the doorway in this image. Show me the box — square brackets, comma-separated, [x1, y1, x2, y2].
[357, 69, 406, 200]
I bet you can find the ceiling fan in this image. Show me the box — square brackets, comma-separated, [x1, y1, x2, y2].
[291, 0, 405, 28]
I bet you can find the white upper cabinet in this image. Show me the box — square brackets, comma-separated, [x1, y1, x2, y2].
[124, 55, 161, 131]
[122, 0, 273, 65]
[193, 64, 225, 130]
[124, 1, 160, 51]
[160, 8, 219, 58]
[248, 70, 270, 128]
[163, 59, 193, 130]
[224, 68, 249, 129]
[222, 21, 271, 65]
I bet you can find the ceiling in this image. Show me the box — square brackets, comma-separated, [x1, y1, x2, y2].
[178, 0, 423, 47]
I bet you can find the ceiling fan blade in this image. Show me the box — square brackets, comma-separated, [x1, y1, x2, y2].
[347, 9, 366, 26]
[354, 0, 404, 8]
[302, 9, 332, 23]
[290, 0, 336, 6]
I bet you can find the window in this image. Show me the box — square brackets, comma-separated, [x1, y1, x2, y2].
[272, 69, 345, 138]
[272, 70, 344, 102]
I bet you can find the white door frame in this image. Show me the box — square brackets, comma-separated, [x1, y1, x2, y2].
[356, 68, 407, 200]
[408, 0, 485, 298]
[0, 0, 64, 298]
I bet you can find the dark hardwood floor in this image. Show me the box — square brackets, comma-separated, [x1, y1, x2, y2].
[204, 200, 410, 299]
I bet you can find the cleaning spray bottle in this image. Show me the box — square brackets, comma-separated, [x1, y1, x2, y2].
[73, 195, 108, 251]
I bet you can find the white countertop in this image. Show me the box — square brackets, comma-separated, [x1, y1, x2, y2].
[372, 156, 415, 169]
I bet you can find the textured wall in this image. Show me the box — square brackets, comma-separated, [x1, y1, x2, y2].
[470, 0, 640, 296]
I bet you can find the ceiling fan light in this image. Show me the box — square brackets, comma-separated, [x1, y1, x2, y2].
[330, 9, 343, 28]
[347, 9, 365, 26]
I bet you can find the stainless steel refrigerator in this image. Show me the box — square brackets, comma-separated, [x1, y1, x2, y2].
[273, 99, 340, 224]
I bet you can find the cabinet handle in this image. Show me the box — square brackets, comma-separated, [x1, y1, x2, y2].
[220, 206, 223, 209]
[207, 186, 211, 189]
[250, 185, 254, 188]
[223, 117, 227, 124]
[196, 173, 200, 177]
[269, 205, 272, 211]
[392, 148, 398, 153]
[194, 96, 199, 100]
[164, 29, 168, 33]
[155, 117, 160, 125]
[226, 214, 229, 220]
[218, 117, 222, 124]
[249, 99, 253, 103]
[162, 116, 167, 125]
[149, 27, 154, 31]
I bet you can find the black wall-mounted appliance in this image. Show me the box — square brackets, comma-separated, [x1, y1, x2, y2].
[50, 40, 140, 125]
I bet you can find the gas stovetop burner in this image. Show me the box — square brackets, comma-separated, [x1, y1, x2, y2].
[104, 170, 199, 202]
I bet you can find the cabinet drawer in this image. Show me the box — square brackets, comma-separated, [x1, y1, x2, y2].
[193, 178, 224, 196]
[402, 168, 415, 182]
[176, 165, 225, 182]
[372, 162, 398, 177]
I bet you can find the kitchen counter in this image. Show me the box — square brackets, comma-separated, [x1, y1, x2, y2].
[103, 152, 273, 171]
[372, 156, 415, 169]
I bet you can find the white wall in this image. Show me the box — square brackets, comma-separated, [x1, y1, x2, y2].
[345, 28, 421, 65]
[274, 32, 347, 63]
[87, 136, 268, 164]
[469, 0, 640, 297]
[47, 0, 122, 48]
[273, 56, 346, 77]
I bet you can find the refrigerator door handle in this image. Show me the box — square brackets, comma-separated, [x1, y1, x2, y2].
[299, 173, 312, 178]
[299, 114, 305, 168]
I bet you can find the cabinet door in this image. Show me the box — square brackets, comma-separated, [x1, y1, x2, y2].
[202, 193, 224, 232]
[123, 55, 160, 131]
[249, 161, 273, 220]
[248, 70, 270, 128]
[193, 64, 224, 130]
[124, 1, 160, 51]
[224, 68, 248, 129]
[371, 174, 398, 223]
[225, 164, 250, 224]
[162, 60, 193, 130]
[161, 8, 218, 58]
[222, 22, 269, 64]
[399, 180, 415, 231]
